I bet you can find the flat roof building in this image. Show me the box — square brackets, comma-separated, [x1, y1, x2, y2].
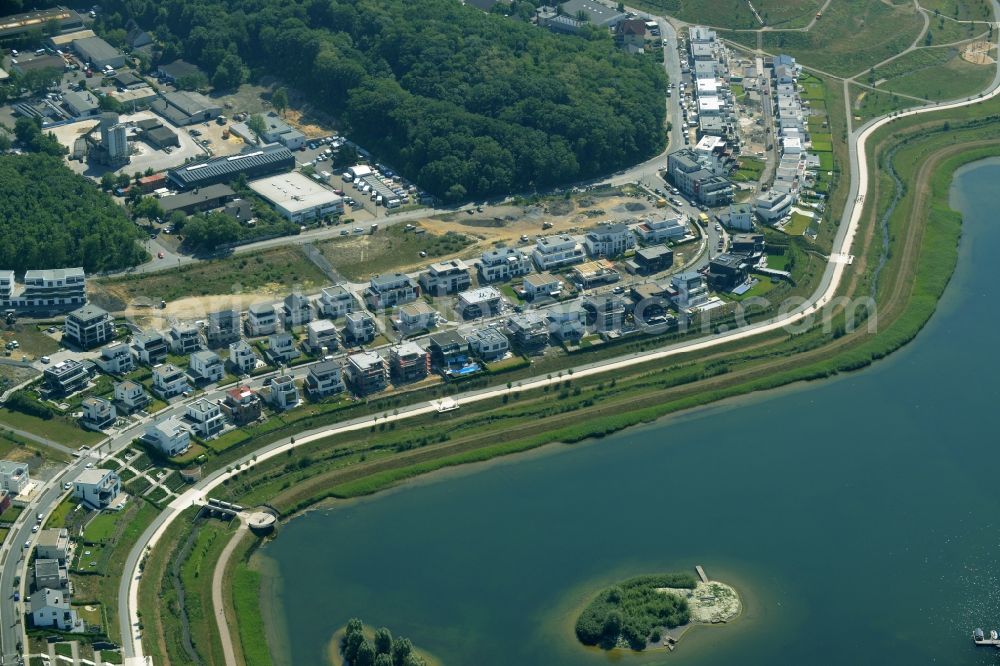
[72, 36, 125, 69]
[151, 90, 221, 126]
[158, 184, 236, 216]
[167, 144, 295, 190]
[248, 172, 344, 223]
[0, 7, 83, 40]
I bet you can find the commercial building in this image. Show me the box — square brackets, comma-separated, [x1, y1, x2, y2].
[389, 342, 430, 383]
[583, 223, 635, 258]
[532, 235, 585, 271]
[419, 260, 471, 296]
[228, 340, 259, 375]
[185, 398, 225, 439]
[557, 0, 626, 27]
[0, 7, 83, 41]
[365, 273, 419, 310]
[188, 349, 224, 384]
[0, 460, 29, 495]
[305, 360, 346, 399]
[137, 119, 178, 149]
[63, 304, 115, 349]
[167, 144, 295, 190]
[478, 247, 532, 283]
[346, 351, 388, 395]
[114, 380, 149, 414]
[258, 114, 306, 150]
[221, 386, 261, 426]
[466, 327, 509, 361]
[73, 468, 121, 510]
[62, 90, 100, 117]
[457, 286, 503, 320]
[158, 184, 236, 216]
[72, 36, 125, 69]
[343, 311, 377, 345]
[267, 374, 299, 410]
[143, 416, 191, 457]
[318, 284, 354, 319]
[152, 363, 189, 399]
[249, 172, 344, 223]
[95, 341, 134, 376]
[81, 396, 116, 430]
[43, 359, 91, 396]
[156, 60, 204, 84]
[151, 90, 221, 126]
[133, 330, 168, 366]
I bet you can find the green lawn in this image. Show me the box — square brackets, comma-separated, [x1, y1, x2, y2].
[783, 212, 814, 236]
[818, 152, 835, 171]
[0, 409, 103, 447]
[731, 157, 766, 183]
[634, 0, 823, 29]
[54, 643, 73, 658]
[767, 253, 791, 271]
[83, 513, 120, 544]
[317, 224, 474, 282]
[232, 563, 271, 666]
[877, 47, 995, 102]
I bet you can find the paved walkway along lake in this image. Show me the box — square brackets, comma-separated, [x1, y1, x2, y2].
[258, 159, 1000, 665]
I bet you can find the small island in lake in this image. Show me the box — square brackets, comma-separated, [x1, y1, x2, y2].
[574, 568, 741, 652]
[331, 618, 438, 666]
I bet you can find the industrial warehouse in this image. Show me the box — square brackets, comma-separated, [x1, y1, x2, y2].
[248, 172, 344, 223]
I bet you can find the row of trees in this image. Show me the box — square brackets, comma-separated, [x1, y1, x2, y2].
[341, 619, 426, 666]
[575, 574, 694, 650]
[0, 154, 147, 273]
[95, 0, 667, 200]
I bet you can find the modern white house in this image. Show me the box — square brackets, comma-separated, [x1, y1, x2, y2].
[144, 416, 191, 456]
[318, 284, 354, 319]
[267, 374, 299, 411]
[671, 271, 710, 309]
[306, 319, 338, 353]
[343, 311, 377, 345]
[532, 235, 585, 271]
[478, 247, 532, 283]
[228, 340, 259, 375]
[419, 259, 471, 295]
[31, 588, 84, 632]
[397, 301, 438, 334]
[245, 303, 279, 337]
[281, 293, 313, 328]
[305, 359, 346, 399]
[522, 272, 563, 301]
[0, 459, 30, 494]
[168, 322, 202, 354]
[365, 273, 419, 310]
[35, 528, 69, 562]
[634, 216, 688, 244]
[114, 380, 150, 414]
[188, 349, 224, 384]
[755, 190, 792, 222]
[583, 223, 635, 258]
[133, 330, 168, 366]
[152, 363, 190, 400]
[73, 468, 122, 510]
[466, 327, 510, 361]
[80, 396, 116, 430]
[63, 304, 115, 350]
[184, 399, 225, 439]
[95, 341, 134, 375]
[267, 332, 300, 365]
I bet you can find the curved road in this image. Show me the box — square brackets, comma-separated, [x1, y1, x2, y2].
[1, 7, 997, 666]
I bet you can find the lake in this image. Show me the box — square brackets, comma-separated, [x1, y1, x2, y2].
[258, 159, 1000, 665]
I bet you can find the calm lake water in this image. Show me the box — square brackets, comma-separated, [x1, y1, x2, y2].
[258, 159, 1000, 665]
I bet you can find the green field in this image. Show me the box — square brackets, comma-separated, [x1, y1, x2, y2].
[731, 157, 766, 183]
[783, 212, 814, 236]
[94, 245, 328, 305]
[83, 513, 121, 544]
[232, 561, 271, 666]
[0, 409, 103, 447]
[316, 224, 474, 282]
[875, 47, 996, 102]
[851, 84, 923, 123]
[633, 0, 823, 28]
[726, 0, 926, 77]
[919, 0, 994, 20]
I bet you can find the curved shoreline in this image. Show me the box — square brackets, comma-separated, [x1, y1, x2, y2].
[119, 18, 1000, 666]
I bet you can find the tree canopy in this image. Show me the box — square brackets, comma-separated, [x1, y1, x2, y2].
[340, 618, 426, 666]
[97, 0, 667, 200]
[0, 154, 147, 273]
[575, 574, 694, 651]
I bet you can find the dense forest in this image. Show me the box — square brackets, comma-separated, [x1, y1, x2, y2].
[95, 0, 668, 200]
[575, 574, 694, 650]
[0, 155, 147, 273]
